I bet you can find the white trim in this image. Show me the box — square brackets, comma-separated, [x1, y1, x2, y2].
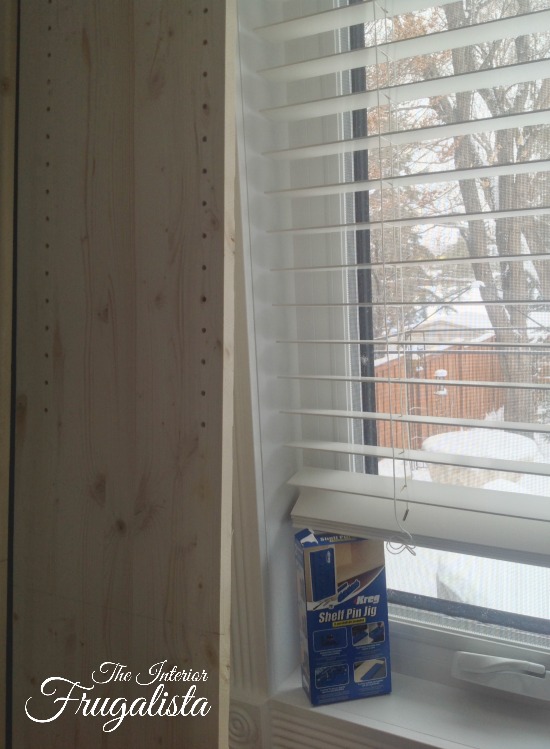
[268, 665, 550, 749]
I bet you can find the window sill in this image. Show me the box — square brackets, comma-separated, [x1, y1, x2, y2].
[269, 668, 550, 749]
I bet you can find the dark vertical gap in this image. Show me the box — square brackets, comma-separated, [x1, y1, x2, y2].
[350, 10, 378, 474]
[6, 2, 21, 747]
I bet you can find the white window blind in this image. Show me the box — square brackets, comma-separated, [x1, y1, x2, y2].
[237, 0, 550, 568]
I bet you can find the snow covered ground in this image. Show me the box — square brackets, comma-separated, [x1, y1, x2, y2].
[385, 545, 550, 621]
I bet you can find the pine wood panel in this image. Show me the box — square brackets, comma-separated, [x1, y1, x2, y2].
[13, 2, 234, 747]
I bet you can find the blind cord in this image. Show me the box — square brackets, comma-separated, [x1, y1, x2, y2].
[371, 3, 415, 556]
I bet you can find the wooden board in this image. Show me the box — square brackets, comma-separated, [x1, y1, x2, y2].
[13, 2, 234, 746]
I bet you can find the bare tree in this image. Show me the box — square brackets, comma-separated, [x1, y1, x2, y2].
[369, 0, 550, 425]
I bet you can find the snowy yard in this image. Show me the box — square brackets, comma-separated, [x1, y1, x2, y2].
[379, 426, 550, 622]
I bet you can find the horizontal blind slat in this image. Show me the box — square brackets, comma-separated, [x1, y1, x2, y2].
[282, 408, 550, 434]
[280, 374, 550, 390]
[256, 0, 483, 42]
[277, 339, 549, 349]
[262, 59, 550, 121]
[289, 467, 550, 521]
[268, 158, 550, 198]
[264, 109, 550, 160]
[274, 299, 550, 308]
[272, 251, 550, 273]
[290, 479, 550, 566]
[261, 11, 550, 82]
[287, 439, 550, 475]
[270, 206, 550, 233]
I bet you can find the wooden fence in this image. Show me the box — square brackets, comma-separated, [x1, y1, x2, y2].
[374, 343, 506, 450]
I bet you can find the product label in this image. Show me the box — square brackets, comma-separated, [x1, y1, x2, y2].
[295, 530, 391, 706]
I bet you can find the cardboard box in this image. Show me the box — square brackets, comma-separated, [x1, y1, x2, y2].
[295, 529, 391, 706]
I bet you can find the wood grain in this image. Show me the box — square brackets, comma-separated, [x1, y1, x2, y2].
[13, 1, 234, 746]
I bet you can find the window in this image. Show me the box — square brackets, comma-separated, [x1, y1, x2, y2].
[235, 0, 550, 744]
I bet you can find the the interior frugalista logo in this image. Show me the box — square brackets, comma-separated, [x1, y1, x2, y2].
[25, 660, 212, 732]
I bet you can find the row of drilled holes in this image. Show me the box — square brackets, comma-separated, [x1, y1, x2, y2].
[42, 9, 213, 431]
[200, 7, 210, 431]
[44, 13, 52, 413]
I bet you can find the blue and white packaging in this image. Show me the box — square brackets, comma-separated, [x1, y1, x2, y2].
[295, 529, 391, 706]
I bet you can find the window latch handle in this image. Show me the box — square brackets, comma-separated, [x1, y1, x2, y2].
[454, 651, 546, 677]
[452, 651, 549, 701]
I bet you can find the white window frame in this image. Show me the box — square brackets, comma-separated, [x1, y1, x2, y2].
[229, 2, 550, 747]
[231, 230, 550, 747]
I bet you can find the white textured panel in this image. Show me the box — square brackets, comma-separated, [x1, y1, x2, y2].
[230, 187, 270, 697]
[229, 700, 264, 748]
[269, 703, 431, 749]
